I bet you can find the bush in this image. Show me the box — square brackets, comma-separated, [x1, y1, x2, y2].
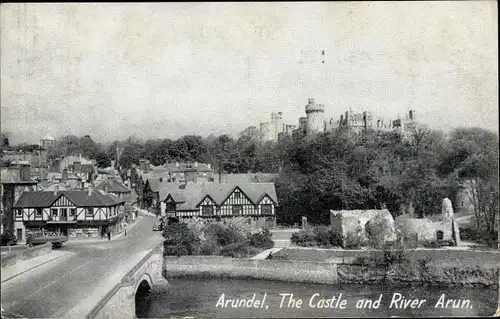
[199, 237, 220, 255]
[420, 240, 442, 248]
[184, 217, 207, 242]
[1, 230, 17, 246]
[163, 222, 201, 256]
[291, 229, 315, 246]
[204, 223, 246, 247]
[249, 229, 274, 249]
[313, 226, 342, 247]
[220, 242, 260, 258]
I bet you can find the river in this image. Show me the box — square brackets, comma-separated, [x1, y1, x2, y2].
[142, 276, 498, 318]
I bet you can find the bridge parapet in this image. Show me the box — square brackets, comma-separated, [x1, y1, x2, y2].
[86, 243, 168, 319]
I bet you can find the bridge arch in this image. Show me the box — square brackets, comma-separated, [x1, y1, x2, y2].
[135, 273, 153, 318]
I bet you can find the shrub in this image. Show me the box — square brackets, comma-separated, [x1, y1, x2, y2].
[313, 226, 342, 247]
[204, 223, 246, 247]
[421, 240, 441, 248]
[222, 217, 252, 237]
[184, 217, 207, 242]
[220, 242, 260, 258]
[291, 229, 315, 246]
[199, 237, 220, 255]
[249, 228, 274, 249]
[163, 222, 201, 256]
[1, 230, 17, 246]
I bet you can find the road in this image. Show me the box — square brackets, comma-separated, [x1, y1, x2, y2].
[1, 213, 164, 318]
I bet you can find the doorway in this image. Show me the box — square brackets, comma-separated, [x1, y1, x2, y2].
[16, 228, 23, 241]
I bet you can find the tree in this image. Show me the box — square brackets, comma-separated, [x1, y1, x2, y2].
[443, 128, 499, 244]
[95, 150, 111, 168]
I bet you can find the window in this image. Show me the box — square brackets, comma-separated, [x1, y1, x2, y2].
[86, 208, 94, 217]
[51, 209, 58, 217]
[70, 208, 77, 216]
[35, 208, 43, 217]
[16, 209, 23, 217]
[261, 204, 272, 215]
[232, 205, 242, 216]
[202, 206, 213, 217]
[234, 192, 241, 198]
[436, 230, 444, 241]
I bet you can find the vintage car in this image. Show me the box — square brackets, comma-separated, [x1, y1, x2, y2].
[153, 221, 163, 231]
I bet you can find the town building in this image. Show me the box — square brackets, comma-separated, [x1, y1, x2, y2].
[158, 182, 278, 229]
[165, 162, 215, 183]
[95, 177, 139, 221]
[13, 188, 126, 241]
[49, 154, 97, 184]
[1, 164, 39, 241]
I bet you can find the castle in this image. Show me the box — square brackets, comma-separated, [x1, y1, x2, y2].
[259, 98, 420, 142]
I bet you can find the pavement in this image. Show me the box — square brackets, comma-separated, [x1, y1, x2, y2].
[0, 211, 164, 319]
[251, 247, 283, 260]
[1, 251, 74, 283]
[64, 215, 143, 244]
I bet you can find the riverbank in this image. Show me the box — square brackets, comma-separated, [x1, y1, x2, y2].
[163, 248, 499, 288]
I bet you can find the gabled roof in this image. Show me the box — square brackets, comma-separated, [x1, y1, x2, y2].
[122, 189, 139, 203]
[158, 183, 186, 202]
[14, 190, 125, 208]
[95, 178, 130, 193]
[42, 133, 55, 141]
[159, 182, 278, 211]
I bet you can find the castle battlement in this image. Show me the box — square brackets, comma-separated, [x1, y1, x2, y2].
[305, 98, 325, 113]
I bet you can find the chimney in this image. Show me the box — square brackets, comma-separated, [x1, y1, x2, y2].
[53, 185, 59, 196]
[88, 185, 93, 196]
[20, 164, 31, 181]
[62, 168, 68, 181]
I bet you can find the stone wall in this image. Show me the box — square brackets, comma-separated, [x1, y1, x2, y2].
[163, 252, 499, 288]
[164, 256, 338, 284]
[330, 209, 396, 248]
[1, 242, 52, 268]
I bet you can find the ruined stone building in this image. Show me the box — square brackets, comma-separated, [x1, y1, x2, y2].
[260, 112, 296, 143]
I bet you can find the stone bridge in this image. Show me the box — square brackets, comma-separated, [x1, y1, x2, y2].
[85, 243, 169, 319]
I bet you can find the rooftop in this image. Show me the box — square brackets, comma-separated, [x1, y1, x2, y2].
[14, 189, 125, 208]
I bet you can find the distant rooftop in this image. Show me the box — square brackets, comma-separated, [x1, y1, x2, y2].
[42, 133, 55, 141]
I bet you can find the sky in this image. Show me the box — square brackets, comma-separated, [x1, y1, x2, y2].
[1, 2, 498, 144]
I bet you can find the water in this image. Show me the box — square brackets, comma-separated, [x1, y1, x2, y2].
[144, 277, 498, 318]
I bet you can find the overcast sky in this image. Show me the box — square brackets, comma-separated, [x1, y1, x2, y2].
[1, 2, 498, 144]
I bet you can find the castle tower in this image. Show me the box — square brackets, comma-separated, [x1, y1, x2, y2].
[305, 98, 325, 135]
[274, 112, 284, 137]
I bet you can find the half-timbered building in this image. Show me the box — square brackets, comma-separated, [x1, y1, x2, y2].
[158, 182, 278, 229]
[13, 188, 126, 241]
